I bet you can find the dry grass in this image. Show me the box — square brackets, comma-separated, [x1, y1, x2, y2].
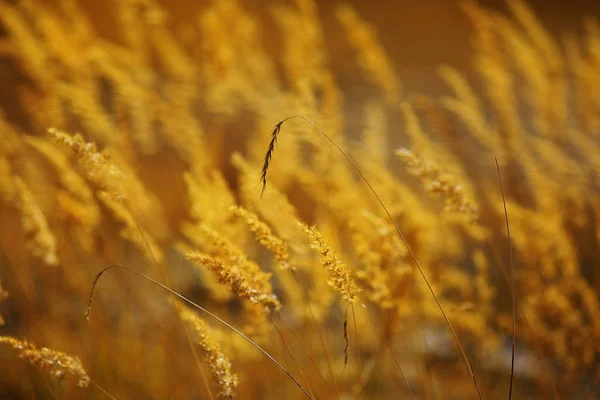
[0, 0, 599, 399]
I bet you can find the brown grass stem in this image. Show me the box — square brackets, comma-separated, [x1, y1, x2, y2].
[495, 158, 516, 400]
[307, 302, 342, 399]
[92, 381, 118, 400]
[343, 304, 350, 374]
[482, 233, 559, 400]
[269, 317, 316, 399]
[361, 303, 415, 398]
[351, 303, 365, 399]
[275, 312, 335, 396]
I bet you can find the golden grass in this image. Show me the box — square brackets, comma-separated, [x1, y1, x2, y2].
[0, 0, 598, 398]
[0, 336, 90, 388]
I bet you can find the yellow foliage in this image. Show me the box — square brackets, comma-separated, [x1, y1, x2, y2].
[0, 0, 598, 398]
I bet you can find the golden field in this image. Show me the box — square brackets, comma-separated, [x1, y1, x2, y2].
[0, 0, 599, 398]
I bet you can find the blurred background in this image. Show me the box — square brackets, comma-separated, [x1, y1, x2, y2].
[3, 0, 600, 119]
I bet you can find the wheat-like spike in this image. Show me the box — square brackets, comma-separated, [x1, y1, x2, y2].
[47, 128, 126, 202]
[176, 303, 239, 399]
[187, 251, 281, 313]
[299, 222, 360, 304]
[194, 224, 282, 311]
[260, 121, 283, 196]
[396, 147, 480, 223]
[0, 336, 90, 388]
[191, 317, 239, 399]
[229, 205, 291, 270]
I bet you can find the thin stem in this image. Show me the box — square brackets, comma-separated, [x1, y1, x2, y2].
[361, 303, 414, 398]
[86, 265, 313, 400]
[482, 233, 559, 399]
[495, 158, 515, 400]
[307, 302, 341, 399]
[270, 317, 316, 400]
[275, 311, 335, 395]
[413, 285, 442, 400]
[352, 303, 365, 399]
[91, 380, 118, 400]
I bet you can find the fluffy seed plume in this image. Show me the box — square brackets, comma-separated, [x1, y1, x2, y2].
[229, 205, 291, 270]
[177, 304, 239, 399]
[47, 128, 126, 202]
[396, 147, 480, 223]
[0, 336, 90, 388]
[187, 251, 281, 313]
[299, 222, 360, 303]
